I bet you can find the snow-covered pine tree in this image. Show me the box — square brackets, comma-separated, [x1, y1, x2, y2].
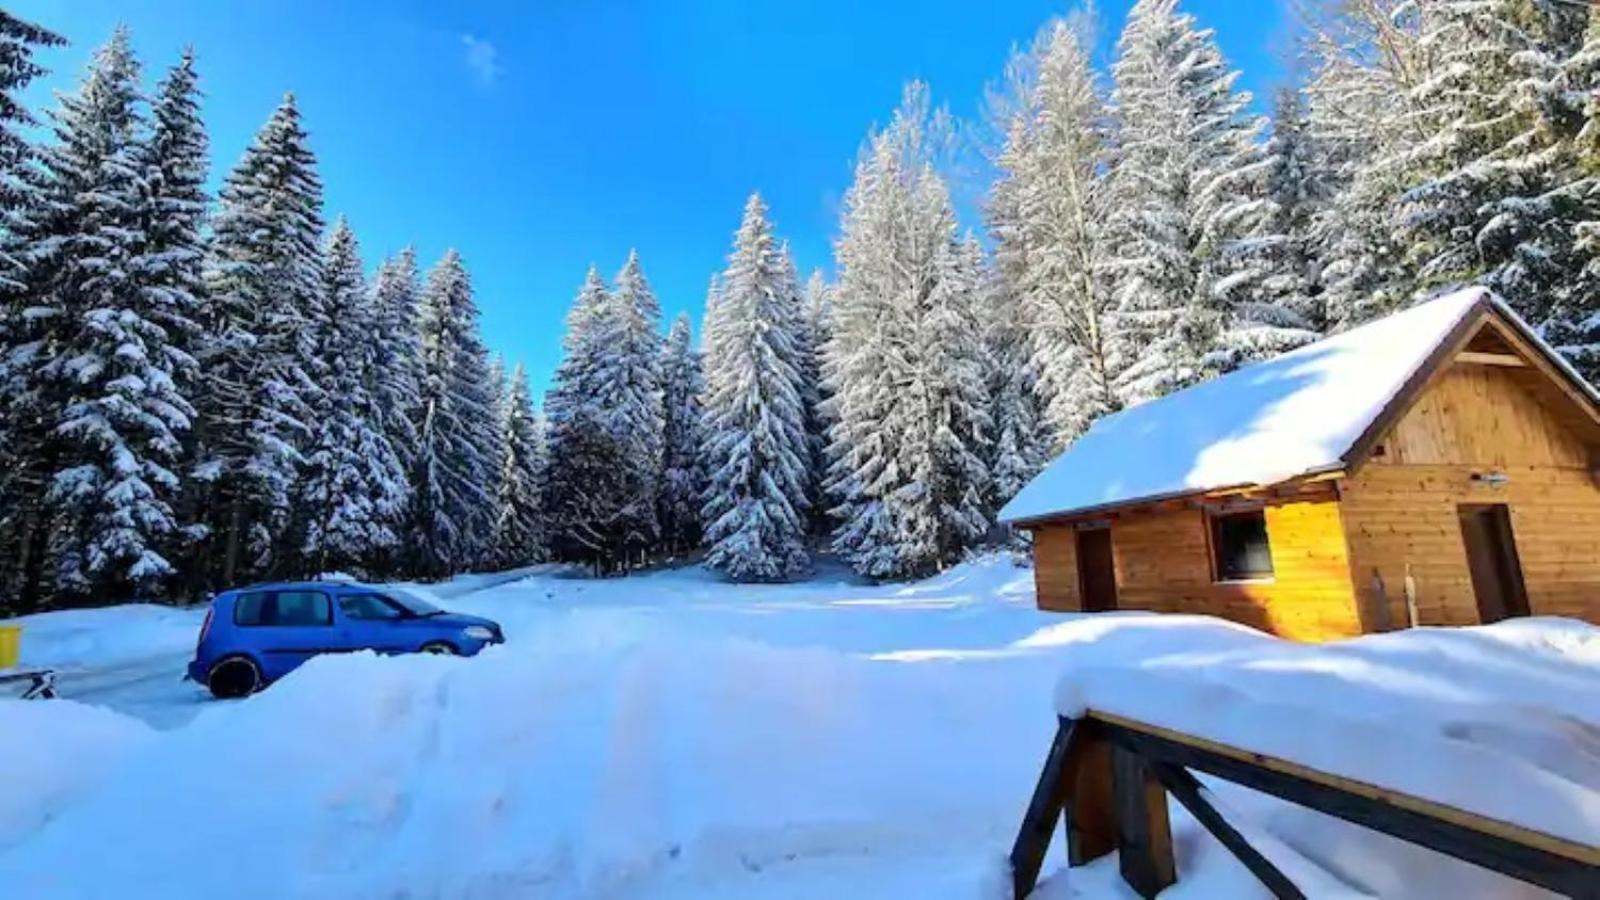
[1105, 0, 1304, 400]
[997, 16, 1120, 445]
[299, 219, 408, 576]
[138, 49, 210, 595]
[0, 8, 64, 305]
[1559, 14, 1600, 382]
[983, 116, 1052, 507]
[1255, 87, 1330, 332]
[658, 312, 705, 553]
[198, 94, 325, 585]
[0, 13, 64, 611]
[543, 266, 630, 571]
[700, 193, 812, 581]
[594, 249, 664, 561]
[490, 363, 546, 568]
[800, 269, 837, 531]
[410, 250, 495, 576]
[1401, 1, 1595, 339]
[1303, 1, 1437, 329]
[478, 351, 509, 549]
[366, 248, 425, 569]
[827, 85, 992, 579]
[10, 30, 196, 600]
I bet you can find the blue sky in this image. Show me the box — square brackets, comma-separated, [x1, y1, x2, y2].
[14, 0, 1293, 398]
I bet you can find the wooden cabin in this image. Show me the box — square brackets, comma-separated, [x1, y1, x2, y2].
[998, 288, 1600, 641]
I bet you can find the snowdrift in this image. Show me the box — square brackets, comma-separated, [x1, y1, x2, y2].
[1039, 614, 1600, 847]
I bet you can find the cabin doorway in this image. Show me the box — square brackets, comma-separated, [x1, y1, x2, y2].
[1456, 504, 1530, 624]
[1076, 527, 1118, 613]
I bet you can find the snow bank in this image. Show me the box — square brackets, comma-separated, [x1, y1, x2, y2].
[0, 616, 1058, 899]
[0, 700, 155, 849]
[1042, 614, 1600, 847]
[7, 602, 202, 670]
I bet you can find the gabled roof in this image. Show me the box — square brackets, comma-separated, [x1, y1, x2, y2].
[998, 288, 1600, 527]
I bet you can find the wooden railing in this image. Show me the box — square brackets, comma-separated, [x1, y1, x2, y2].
[1010, 712, 1600, 899]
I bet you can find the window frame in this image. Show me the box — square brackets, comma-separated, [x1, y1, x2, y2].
[232, 589, 335, 627]
[1206, 507, 1275, 584]
[338, 592, 408, 622]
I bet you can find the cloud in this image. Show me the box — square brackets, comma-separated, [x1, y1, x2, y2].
[461, 34, 501, 87]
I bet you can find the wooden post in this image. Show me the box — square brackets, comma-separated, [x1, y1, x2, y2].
[1111, 745, 1176, 898]
[1010, 719, 1079, 898]
[1066, 722, 1115, 865]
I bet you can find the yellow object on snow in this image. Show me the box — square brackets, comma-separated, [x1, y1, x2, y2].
[0, 624, 21, 669]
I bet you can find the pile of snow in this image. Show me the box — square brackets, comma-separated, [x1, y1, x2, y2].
[1, 560, 1594, 898]
[8, 603, 202, 671]
[0, 699, 155, 850]
[1040, 614, 1600, 847]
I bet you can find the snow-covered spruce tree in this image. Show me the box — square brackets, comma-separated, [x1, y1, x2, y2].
[800, 269, 837, 531]
[6, 30, 195, 601]
[478, 351, 509, 551]
[409, 250, 495, 577]
[1400, 1, 1594, 335]
[827, 85, 992, 579]
[139, 49, 210, 596]
[0, 13, 64, 612]
[657, 312, 705, 553]
[982, 117, 1052, 506]
[1555, 13, 1600, 383]
[996, 16, 1120, 446]
[700, 193, 812, 581]
[543, 266, 630, 571]
[1256, 87, 1331, 332]
[490, 363, 546, 568]
[593, 249, 664, 562]
[299, 219, 408, 576]
[1302, 1, 1437, 329]
[1105, 0, 1308, 400]
[366, 248, 425, 570]
[197, 94, 325, 585]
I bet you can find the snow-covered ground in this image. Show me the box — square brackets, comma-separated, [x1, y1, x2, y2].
[1, 557, 1594, 898]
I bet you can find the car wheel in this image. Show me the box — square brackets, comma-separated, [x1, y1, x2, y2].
[207, 656, 261, 700]
[420, 641, 459, 656]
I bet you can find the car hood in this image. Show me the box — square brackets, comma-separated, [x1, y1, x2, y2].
[420, 611, 499, 631]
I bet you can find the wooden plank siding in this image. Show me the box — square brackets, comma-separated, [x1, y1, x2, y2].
[1033, 525, 1081, 612]
[1341, 361, 1600, 627]
[1031, 501, 1362, 641]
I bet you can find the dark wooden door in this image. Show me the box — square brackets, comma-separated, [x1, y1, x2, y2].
[1077, 528, 1118, 613]
[1457, 504, 1531, 624]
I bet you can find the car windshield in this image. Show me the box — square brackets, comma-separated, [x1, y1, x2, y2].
[385, 589, 444, 617]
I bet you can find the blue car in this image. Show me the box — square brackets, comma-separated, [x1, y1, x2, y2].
[187, 581, 505, 699]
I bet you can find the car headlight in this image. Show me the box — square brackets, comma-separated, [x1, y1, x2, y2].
[462, 625, 494, 641]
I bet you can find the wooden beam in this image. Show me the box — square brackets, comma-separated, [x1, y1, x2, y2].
[1009, 718, 1078, 899]
[1089, 711, 1600, 897]
[1455, 351, 1526, 367]
[1111, 745, 1176, 898]
[1150, 761, 1306, 900]
[1066, 721, 1115, 865]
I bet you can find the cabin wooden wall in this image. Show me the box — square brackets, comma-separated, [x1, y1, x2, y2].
[1341, 363, 1600, 627]
[1029, 499, 1363, 641]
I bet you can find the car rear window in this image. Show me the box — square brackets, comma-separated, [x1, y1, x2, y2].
[234, 590, 333, 627]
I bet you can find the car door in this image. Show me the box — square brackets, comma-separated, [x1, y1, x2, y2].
[335, 592, 411, 654]
[238, 589, 338, 679]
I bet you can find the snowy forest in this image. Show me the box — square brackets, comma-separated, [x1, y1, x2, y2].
[3, 0, 1600, 613]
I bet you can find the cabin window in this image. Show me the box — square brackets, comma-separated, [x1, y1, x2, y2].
[1209, 510, 1274, 582]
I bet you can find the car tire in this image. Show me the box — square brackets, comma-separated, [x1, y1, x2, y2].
[420, 641, 459, 656]
[207, 656, 261, 700]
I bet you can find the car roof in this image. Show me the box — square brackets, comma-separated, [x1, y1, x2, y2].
[223, 579, 375, 596]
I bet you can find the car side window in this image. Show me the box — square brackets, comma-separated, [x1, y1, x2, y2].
[339, 593, 403, 621]
[272, 591, 333, 626]
[233, 592, 269, 626]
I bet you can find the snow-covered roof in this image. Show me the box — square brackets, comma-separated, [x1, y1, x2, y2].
[1000, 287, 1568, 525]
